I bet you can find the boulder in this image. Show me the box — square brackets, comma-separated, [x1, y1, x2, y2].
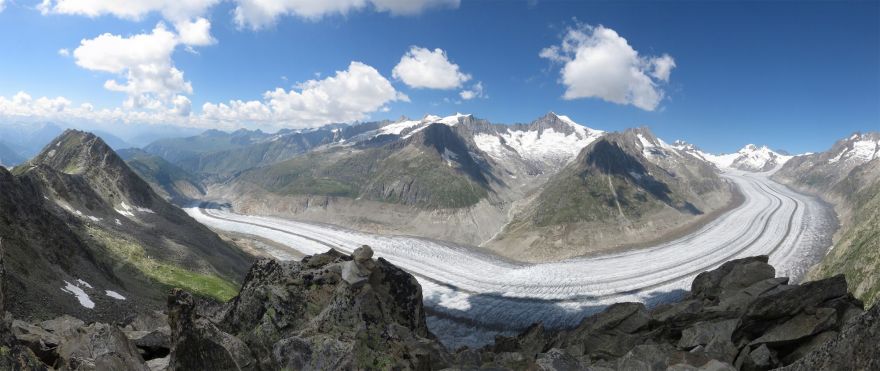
[749, 308, 836, 346]
[55, 322, 149, 371]
[691, 256, 775, 301]
[167, 248, 441, 370]
[744, 275, 848, 321]
[536, 348, 582, 371]
[677, 319, 739, 349]
[167, 289, 257, 371]
[779, 302, 880, 370]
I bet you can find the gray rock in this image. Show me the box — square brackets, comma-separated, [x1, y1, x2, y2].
[677, 319, 739, 349]
[779, 302, 880, 370]
[167, 289, 257, 371]
[651, 299, 703, 324]
[39, 315, 85, 338]
[691, 256, 775, 300]
[616, 344, 671, 370]
[352, 245, 373, 262]
[536, 348, 582, 371]
[747, 344, 778, 369]
[668, 359, 737, 371]
[708, 277, 789, 314]
[780, 330, 838, 365]
[146, 356, 170, 371]
[56, 322, 149, 371]
[749, 307, 836, 346]
[744, 275, 848, 321]
[702, 338, 739, 364]
[341, 260, 369, 287]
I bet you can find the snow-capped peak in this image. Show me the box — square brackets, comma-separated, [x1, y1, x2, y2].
[375, 113, 471, 138]
[473, 113, 604, 169]
[827, 132, 880, 165]
[436, 113, 471, 125]
[671, 140, 794, 172]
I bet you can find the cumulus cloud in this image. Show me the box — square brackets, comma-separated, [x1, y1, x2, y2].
[1, 61, 404, 130]
[73, 23, 192, 109]
[233, 0, 458, 29]
[175, 17, 216, 46]
[39, 0, 219, 46]
[202, 61, 408, 128]
[171, 95, 192, 116]
[392, 46, 471, 90]
[0, 91, 174, 125]
[459, 82, 485, 100]
[540, 25, 676, 111]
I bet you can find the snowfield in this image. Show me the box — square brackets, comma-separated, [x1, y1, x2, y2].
[185, 170, 834, 348]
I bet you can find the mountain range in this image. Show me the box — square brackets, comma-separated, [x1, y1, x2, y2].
[0, 116, 876, 370]
[145, 112, 797, 261]
[773, 132, 880, 305]
[1, 130, 251, 324]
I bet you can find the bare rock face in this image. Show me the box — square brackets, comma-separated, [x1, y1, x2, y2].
[167, 247, 449, 370]
[484, 256, 869, 370]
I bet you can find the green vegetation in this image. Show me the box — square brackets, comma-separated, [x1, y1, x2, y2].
[239, 146, 488, 209]
[530, 169, 659, 227]
[121, 149, 205, 199]
[88, 226, 239, 301]
[813, 180, 880, 307]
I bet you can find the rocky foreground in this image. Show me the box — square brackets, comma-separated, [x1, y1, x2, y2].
[1, 246, 879, 370]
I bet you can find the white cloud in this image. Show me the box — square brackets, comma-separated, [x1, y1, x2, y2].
[202, 61, 408, 128]
[171, 95, 192, 116]
[72, 23, 192, 109]
[233, 0, 458, 29]
[175, 17, 216, 46]
[650, 54, 676, 82]
[540, 25, 676, 111]
[392, 46, 471, 89]
[459, 81, 485, 100]
[0, 0, 6, 13]
[58, 48, 70, 57]
[39, 0, 219, 46]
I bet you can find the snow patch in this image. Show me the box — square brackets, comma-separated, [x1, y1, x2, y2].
[61, 281, 95, 309]
[76, 279, 93, 289]
[105, 290, 126, 300]
[474, 124, 603, 168]
[442, 148, 459, 167]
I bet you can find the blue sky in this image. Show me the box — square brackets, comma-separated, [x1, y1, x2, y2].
[0, 0, 877, 153]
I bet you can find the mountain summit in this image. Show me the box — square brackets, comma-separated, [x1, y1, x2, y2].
[3, 130, 252, 322]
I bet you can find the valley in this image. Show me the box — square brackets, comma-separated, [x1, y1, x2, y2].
[186, 168, 836, 348]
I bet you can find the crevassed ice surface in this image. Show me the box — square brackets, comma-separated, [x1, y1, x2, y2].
[185, 170, 834, 348]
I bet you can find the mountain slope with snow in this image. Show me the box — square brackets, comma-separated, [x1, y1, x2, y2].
[673, 141, 793, 172]
[773, 131, 880, 305]
[484, 127, 734, 261]
[472, 112, 604, 171]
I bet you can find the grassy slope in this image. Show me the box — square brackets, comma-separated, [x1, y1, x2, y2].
[121, 149, 205, 200]
[87, 226, 239, 301]
[811, 180, 880, 306]
[238, 146, 488, 209]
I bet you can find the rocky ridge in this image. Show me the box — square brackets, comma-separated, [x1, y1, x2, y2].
[0, 248, 878, 370]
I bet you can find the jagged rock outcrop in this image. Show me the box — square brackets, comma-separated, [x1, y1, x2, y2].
[167, 246, 450, 370]
[3, 250, 880, 370]
[477, 256, 867, 370]
[159, 251, 878, 371]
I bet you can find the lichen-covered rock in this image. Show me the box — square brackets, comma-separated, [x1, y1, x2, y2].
[167, 247, 445, 370]
[779, 301, 880, 370]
